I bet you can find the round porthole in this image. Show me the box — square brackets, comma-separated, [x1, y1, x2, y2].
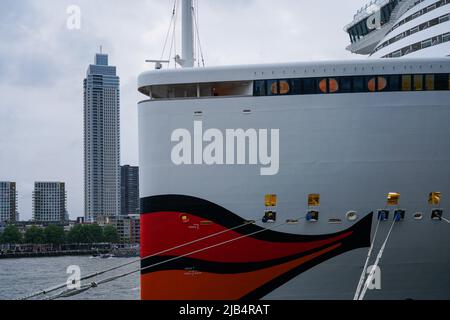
[414, 212, 423, 220]
[346, 211, 358, 222]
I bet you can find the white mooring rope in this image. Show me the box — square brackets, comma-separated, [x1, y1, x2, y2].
[441, 217, 450, 224]
[358, 214, 400, 301]
[353, 217, 381, 300]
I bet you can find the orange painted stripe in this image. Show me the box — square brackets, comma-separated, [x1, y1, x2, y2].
[141, 243, 341, 300]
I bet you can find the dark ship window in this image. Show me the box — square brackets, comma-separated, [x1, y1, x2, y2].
[431, 209, 443, 220]
[378, 210, 390, 221]
[306, 211, 319, 222]
[254, 80, 267, 96]
[263, 211, 277, 223]
[394, 209, 406, 221]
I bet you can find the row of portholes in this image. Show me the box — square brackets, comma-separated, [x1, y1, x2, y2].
[262, 209, 444, 224]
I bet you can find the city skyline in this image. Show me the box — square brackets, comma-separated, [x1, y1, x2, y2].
[0, 0, 363, 220]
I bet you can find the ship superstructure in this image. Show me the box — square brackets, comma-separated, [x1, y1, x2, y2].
[345, 0, 450, 58]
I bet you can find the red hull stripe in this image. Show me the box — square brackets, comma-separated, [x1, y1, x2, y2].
[141, 212, 352, 263]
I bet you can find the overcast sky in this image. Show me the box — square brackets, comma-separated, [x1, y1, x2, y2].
[0, 0, 365, 220]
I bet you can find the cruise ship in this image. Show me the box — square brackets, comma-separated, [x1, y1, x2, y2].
[138, 0, 450, 300]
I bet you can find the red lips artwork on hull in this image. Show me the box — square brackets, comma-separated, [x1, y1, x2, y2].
[140, 195, 373, 300]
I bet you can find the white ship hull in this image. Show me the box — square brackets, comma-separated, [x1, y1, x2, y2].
[138, 58, 450, 300]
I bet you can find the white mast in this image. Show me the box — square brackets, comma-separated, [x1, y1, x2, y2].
[180, 0, 194, 68]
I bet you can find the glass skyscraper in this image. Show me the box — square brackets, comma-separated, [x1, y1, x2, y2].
[120, 165, 140, 216]
[84, 53, 120, 222]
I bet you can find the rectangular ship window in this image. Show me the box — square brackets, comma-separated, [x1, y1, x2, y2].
[279, 80, 291, 95]
[308, 194, 320, 207]
[352, 76, 365, 93]
[265, 194, 277, 207]
[434, 73, 449, 90]
[253, 80, 266, 96]
[387, 192, 400, 206]
[414, 75, 424, 91]
[402, 75, 412, 91]
[387, 75, 401, 91]
[290, 79, 302, 95]
[303, 78, 317, 95]
[443, 33, 450, 43]
[429, 192, 441, 206]
[267, 80, 279, 96]
[425, 74, 435, 90]
[339, 77, 352, 93]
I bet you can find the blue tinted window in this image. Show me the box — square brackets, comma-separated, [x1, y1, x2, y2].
[254, 80, 266, 96]
[266, 80, 278, 96]
[352, 76, 366, 92]
[303, 78, 317, 95]
[387, 75, 401, 91]
[340, 77, 352, 93]
[290, 79, 302, 95]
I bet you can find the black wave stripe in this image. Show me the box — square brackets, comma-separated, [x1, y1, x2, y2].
[141, 195, 373, 243]
[242, 242, 359, 300]
[141, 242, 340, 275]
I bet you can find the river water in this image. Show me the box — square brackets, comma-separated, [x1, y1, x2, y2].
[0, 256, 140, 300]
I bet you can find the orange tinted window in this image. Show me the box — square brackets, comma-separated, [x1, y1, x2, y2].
[414, 75, 423, 91]
[378, 77, 387, 91]
[429, 192, 441, 206]
[265, 194, 277, 207]
[308, 194, 320, 206]
[402, 75, 412, 91]
[329, 79, 339, 93]
[387, 192, 400, 206]
[368, 78, 376, 92]
[425, 74, 434, 90]
[271, 82, 278, 95]
[319, 79, 327, 93]
[279, 81, 290, 95]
